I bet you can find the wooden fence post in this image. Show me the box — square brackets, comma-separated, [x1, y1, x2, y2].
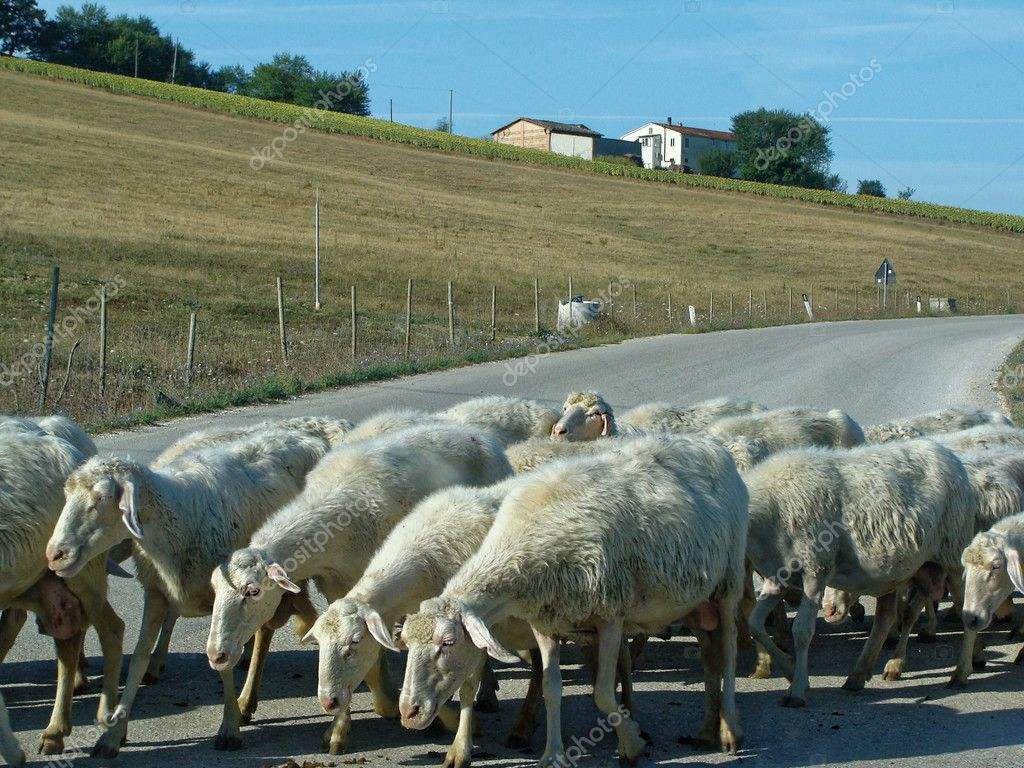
[747, 289, 753, 320]
[762, 288, 767, 318]
[632, 284, 638, 318]
[350, 285, 357, 360]
[490, 285, 496, 341]
[788, 286, 793, 320]
[276, 277, 288, 364]
[185, 311, 197, 383]
[729, 293, 734, 326]
[709, 289, 714, 326]
[667, 292, 673, 321]
[98, 285, 107, 399]
[447, 280, 455, 350]
[568, 276, 573, 301]
[314, 188, 322, 310]
[405, 278, 412, 358]
[534, 277, 540, 334]
[38, 264, 59, 409]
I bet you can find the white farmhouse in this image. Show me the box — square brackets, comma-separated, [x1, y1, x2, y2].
[492, 117, 601, 160]
[620, 118, 737, 172]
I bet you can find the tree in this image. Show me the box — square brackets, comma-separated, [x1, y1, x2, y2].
[731, 108, 844, 191]
[434, 117, 451, 133]
[857, 179, 886, 197]
[698, 148, 739, 178]
[0, 0, 47, 55]
[897, 186, 915, 200]
[242, 53, 369, 114]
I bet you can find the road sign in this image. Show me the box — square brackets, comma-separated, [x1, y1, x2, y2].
[875, 258, 896, 285]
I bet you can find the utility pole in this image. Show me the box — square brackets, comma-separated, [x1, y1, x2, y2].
[389, 98, 394, 122]
[448, 89, 453, 134]
[134, 36, 139, 77]
[171, 39, 178, 83]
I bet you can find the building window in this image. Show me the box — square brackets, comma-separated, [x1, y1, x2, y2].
[670, 137, 676, 146]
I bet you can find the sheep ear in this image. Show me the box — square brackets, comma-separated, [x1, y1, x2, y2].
[118, 478, 143, 539]
[300, 626, 318, 647]
[1005, 545, 1024, 594]
[365, 609, 403, 652]
[266, 563, 301, 594]
[461, 611, 519, 664]
[600, 413, 611, 437]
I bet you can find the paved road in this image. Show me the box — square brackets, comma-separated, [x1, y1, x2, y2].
[4, 315, 1024, 768]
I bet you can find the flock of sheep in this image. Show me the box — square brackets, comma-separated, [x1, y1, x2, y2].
[1, 393, 1023, 767]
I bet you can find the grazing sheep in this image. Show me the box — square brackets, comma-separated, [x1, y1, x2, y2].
[0, 693, 24, 768]
[154, 416, 353, 467]
[931, 424, 1024, 452]
[0, 430, 123, 756]
[958, 511, 1024, 681]
[865, 408, 1012, 443]
[207, 424, 512, 754]
[550, 391, 765, 441]
[397, 435, 749, 766]
[46, 428, 330, 756]
[437, 396, 559, 446]
[746, 440, 975, 705]
[707, 407, 865, 452]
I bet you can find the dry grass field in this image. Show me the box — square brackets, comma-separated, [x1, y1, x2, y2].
[1, 67, 1022, 427]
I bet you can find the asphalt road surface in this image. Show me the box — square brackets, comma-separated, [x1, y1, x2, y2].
[5, 315, 1024, 768]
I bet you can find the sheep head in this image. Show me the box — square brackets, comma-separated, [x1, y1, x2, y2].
[961, 531, 1024, 632]
[304, 597, 395, 715]
[47, 457, 143, 579]
[207, 547, 299, 671]
[551, 391, 615, 442]
[398, 596, 516, 730]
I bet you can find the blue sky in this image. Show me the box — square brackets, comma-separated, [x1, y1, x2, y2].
[39, 0, 1024, 214]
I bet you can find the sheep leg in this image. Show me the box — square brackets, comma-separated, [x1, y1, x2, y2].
[365, 649, 400, 719]
[85, 599, 125, 726]
[0, 609, 27, 664]
[505, 648, 542, 750]
[532, 629, 565, 768]
[593, 619, 647, 765]
[947, 571, 982, 687]
[616, 638, 634, 714]
[474, 660, 500, 714]
[0, 691, 26, 768]
[443, 669, 481, 768]
[917, 600, 939, 644]
[747, 580, 793, 680]
[883, 588, 930, 681]
[783, 577, 824, 708]
[717, 590, 742, 754]
[693, 629, 723, 749]
[91, 589, 169, 758]
[38, 630, 83, 755]
[143, 610, 178, 684]
[215, 666, 245, 750]
[323, 706, 352, 754]
[841, 591, 897, 691]
[237, 625, 273, 725]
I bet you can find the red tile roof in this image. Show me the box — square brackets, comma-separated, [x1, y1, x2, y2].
[655, 123, 737, 142]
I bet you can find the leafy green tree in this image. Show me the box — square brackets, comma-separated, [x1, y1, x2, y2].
[0, 0, 47, 55]
[732, 108, 844, 191]
[857, 179, 886, 197]
[897, 186, 915, 200]
[434, 117, 451, 133]
[242, 53, 369, 114]
[698, 148, 739, 178]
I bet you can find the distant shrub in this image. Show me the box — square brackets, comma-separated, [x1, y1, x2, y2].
[593, 154, 641, 167]
[3, 55, 1023, 234]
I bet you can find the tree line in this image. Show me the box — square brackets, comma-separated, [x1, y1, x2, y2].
[0, 0, 370, 115]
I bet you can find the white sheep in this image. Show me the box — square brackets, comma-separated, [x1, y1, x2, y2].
[0, 693, 24, 768]
[745, 439, 975, 705]
[206, 423, 512, 754]
[397, 434, 749, 766]
[0, 429, 123, 756]
[505, 436, 623, 473]
[437, 396, 559, 446]
[958, 511, 1024, 681]
[550, 391, 765, 441]
[865, 407, 1012, 443]
[341, 409, 437, 443]
[0, 415, 96, 459]
[154, 416, 352, 467]
[46, 427, 330, 757]
[931, 424, 1024, 452]
[707, 407, 865, 452]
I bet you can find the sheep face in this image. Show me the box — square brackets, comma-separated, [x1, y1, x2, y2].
[398, 599, 487, 730]
[47, 466, 134, 579]
[551, 403, 609, 442]
[961, 534, 1023, 632]
[306, 599, 388, 715]
[207, 550, 299, 671]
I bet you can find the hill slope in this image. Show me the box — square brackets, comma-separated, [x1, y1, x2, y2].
[1, 66, 1021, 424]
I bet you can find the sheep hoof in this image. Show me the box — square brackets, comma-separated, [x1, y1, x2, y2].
[719, 725, 742, 755]
[214, 732, 243, 751]
[441, 748, 471, 768]
[749, 663, 773, 679]
[841, 676, 865, 692]
[239, 710, 254, 726]
[90, 729, 124, 758]
[947, 674, 969, 689]
[781, 695, 805, 708]
[882, 661, 903, 682]
[916, 630, 937, 645]
[37, 733, 65, 756]
[73, 675, 91, 694]
[1013, 647, 1024, 666]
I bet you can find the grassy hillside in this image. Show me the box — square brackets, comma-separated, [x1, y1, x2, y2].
[1, 64, 1022, 427]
